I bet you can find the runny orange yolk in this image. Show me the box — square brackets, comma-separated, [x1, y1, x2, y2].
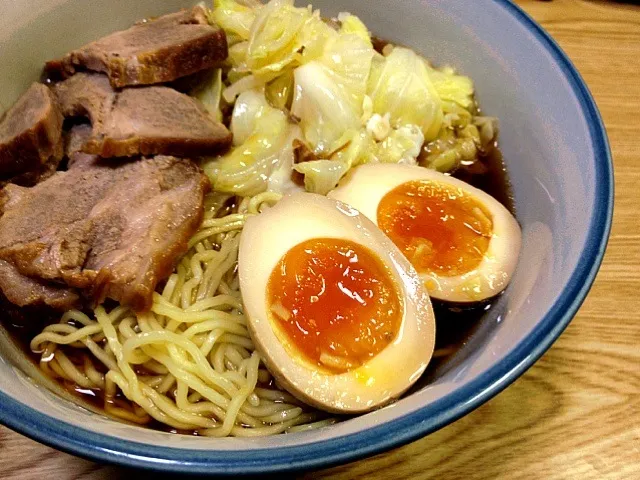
[266, 238, 402, 374]
[377, 180, 493, 277]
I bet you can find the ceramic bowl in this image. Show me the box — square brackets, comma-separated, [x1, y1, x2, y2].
[0, 0, 612, 475]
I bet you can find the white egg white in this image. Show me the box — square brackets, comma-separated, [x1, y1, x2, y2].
[328, 163, 521, 303]
[238, 192, 435, 413]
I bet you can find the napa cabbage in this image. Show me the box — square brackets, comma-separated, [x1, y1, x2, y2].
[265, 70, 294, 110]
[292, 160, 350, 195]
[337, 12, 372, 47]
[429, 65, 475, 110]
[191, 68, 224, 123]
[376, 124, 424, 165]
[211, 0, 257, 45]
[207, 0, 488, 194]
[203, 89, 300, 196]
[368, 47, 443, 141]
[245, 0, 310, 81]
[291, 31, 375, 155]
[293, 124, 424, 194]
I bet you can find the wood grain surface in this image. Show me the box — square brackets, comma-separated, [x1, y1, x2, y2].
[1, 0, 639, 478]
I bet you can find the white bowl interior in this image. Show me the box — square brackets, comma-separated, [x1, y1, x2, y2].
[0, 0, 596, 452]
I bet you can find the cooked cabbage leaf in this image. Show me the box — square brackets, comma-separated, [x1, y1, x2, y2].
[266, 137, 303, 194]
[293, 160, 350, 195]
[293, 128, 368, 194]
[228, 40, 249, 67]
[246, 0, 310, 81]
[341, 129, 376, 164]
[321, 34, 373, 109]
[421, 117, 498, 172]
[376, 124, 424, 165]
[222, 0, 332, 97]
[211, 0, 488, 183]
[298, 11, 336, 63]
[190, 68, 224, 123]
[368, 47, 443, 141]
[203, 89, 297, 196]
[428, 65, 475, 110]
[211, 0, 257, 45]
[265, 69, 294, 110]
[337, 12, 372, 48]
[291, 63, 360, 155]
[294, 123, 424, 194]
[291, 32, 375, 155]
[229, 86, 274, 145]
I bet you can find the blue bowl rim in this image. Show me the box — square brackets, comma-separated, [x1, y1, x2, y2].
[0, 0, 613, 475]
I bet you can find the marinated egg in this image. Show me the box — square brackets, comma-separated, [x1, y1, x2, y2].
[238, 193, 435, 413]
[329, 164, 521, 303]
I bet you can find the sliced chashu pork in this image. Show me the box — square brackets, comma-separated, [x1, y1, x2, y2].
[64, 124, 97, 170]
[46, 6, 228, 88]
[52, 73, 232, 158]
[0, 83, 64, 186]
[0, 156, 209, 312]
[0, 259, 79, 310]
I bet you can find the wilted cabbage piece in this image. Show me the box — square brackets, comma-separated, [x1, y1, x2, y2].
[246, 0, 310, 81]
[294, 129, 368, 194]
[220, 0, 325, 98]
[368, 47, 443, 141]
[265, 70, 294, 110]
[291, 30, 374, 155]
[190, 68, 224, 122]
[293, 124, 425, 194]
[421, 117, 499, 172]
[417, 65, 499, 172]
[211, 0, 257, 45]
[202, 0, 494, 193]
[377, 125, 424, 165]
[429, 65, 475, 110]
[293, 159, 350, 195]
[337, 12, 372, 47]
[202, 89, 300, 196]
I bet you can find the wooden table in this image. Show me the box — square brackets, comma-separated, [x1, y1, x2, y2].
[1, 1, 639, 478]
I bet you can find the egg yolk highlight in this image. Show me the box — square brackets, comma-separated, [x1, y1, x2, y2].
[266, 238, 402, 374]
[377, 180, 493, 277]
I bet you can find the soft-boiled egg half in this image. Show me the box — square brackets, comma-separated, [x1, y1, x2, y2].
[239, 193, 435, 413]
[329, 164, 521, 303]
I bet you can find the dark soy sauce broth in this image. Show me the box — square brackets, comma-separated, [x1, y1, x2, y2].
[421, 145, 514, 377]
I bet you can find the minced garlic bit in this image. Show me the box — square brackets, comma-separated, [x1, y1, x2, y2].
[319, 351, 357, 371]
[270, 300, 292, 321]
[366, 112, 392, 142]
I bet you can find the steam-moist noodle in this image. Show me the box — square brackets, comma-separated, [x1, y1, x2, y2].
[30, 192, 335, 436]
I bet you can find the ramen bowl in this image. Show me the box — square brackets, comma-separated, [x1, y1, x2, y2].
[0, 0, 612, 474]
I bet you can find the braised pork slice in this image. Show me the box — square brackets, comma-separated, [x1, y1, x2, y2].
[1, 142, 64, 188]
[46, 6, 228, 88]
[52, 73, 232, 158]
[0, 156, 209, 311]
[53, 73, 114, 126]
[65, 124, 94, 155]
[0, 260, 79, 310]
[0, 83, 64, 184]
[64, 124, 98, 170]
